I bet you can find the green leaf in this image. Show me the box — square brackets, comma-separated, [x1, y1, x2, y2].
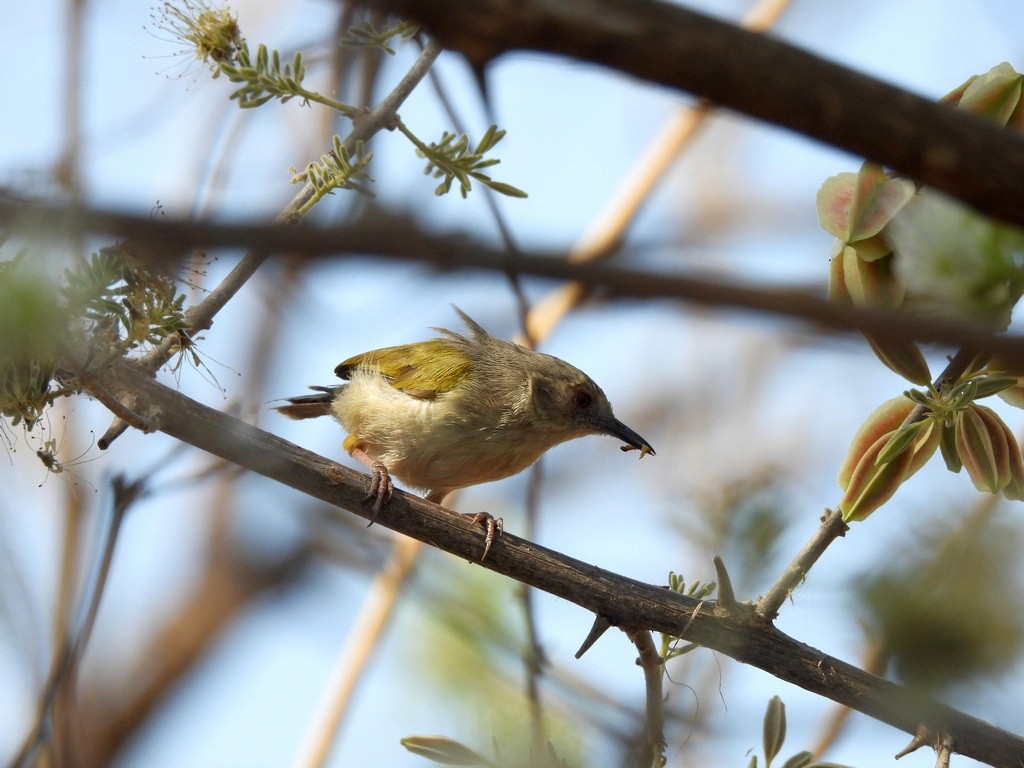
[971, 375, 1019, 399]
[763, 696, 786, 768]
[948, 378, 979, 410]
[875, 420, 927, 466]
[816, 163, 914, 243]
[939, 421, 963, 473]
[865, 334, 930, 384]
[482, 180, 528, 198]
[781, 752, 814, 768]
[400, 735, 492, 766]
[903, 388, 933, 408]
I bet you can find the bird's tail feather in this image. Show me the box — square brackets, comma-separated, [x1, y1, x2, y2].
[273, 386, 339, 419]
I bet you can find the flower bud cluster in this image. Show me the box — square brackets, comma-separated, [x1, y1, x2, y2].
[839, 375, 1024, 521]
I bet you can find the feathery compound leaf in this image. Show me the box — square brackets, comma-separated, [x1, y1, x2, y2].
[291, 137, 375, 208]
[340, 20, 418, 54]
[398, 120, 527, 199]
[222, 42, 359, 115]
[2, 243, 192, 430]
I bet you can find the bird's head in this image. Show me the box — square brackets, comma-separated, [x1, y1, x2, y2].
[522, 353, 655, 458]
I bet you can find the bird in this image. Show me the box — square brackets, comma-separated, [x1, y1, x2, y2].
[275, 309, 654, 559]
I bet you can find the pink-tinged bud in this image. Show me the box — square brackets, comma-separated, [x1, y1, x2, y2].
[989, 415, 1024, 501]
[840, 430, 915, 522]
[838, 396, 916, 491]
[906, 420, 941, 478]
[841, 249, 901, 307]
[986, 351, 1024, 377]
[828, 246, 851, 304]
[941, 62, 1024, 131]
[816, 163, 915, 244]
[865, 334, 931, 385]
[876, 420, 928, 466]
[1003, 443, 1024, 501]
[997, 382, 1024, 409]
[974, 406, 1014, 489]
[840, 419, 939, 522]
[955, 405, 1011, 493]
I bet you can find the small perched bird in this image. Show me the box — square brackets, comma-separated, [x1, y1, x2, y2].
[275, 310, 654, 558]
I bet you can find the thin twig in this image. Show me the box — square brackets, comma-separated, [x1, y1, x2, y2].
[421, 38, 533, 342]
[12, 476, 144, 768]
[49, 400, 87, 766]
[95, 39, 444, 449]
[74, 544, 310, 767]
[754, 347, 981, 621]
[520, 461, 547, 750]
[753, 509, 847, 621]
[631, 630, 666, 768]
[936, 734, 954, 768]
[283, 40, 448, 768]
[422, 58, 548, 742]
[53, 15, 94, 747]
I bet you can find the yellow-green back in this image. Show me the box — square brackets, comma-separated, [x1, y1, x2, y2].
[335, 339, 472, 398]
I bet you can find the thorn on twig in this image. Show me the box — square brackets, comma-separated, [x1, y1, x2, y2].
[713, 555, 739, 611]
[575, 613, 615, 659]
[98, 419, 129, 450]
[469, 62, 496, 125]
[895, 724, 932, 759]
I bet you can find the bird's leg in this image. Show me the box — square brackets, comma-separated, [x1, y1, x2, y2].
[348, 446, 393, 524]
[465, 512, 503, 561]
[426, 492, 503, 561]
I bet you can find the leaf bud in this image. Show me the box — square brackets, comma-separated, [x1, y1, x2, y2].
[838, 396, 916, 491]
[955, 405, 1011, 493]
[865, 334, 931, 385]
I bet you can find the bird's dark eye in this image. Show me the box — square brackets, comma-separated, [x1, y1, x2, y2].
[574, 388, 593, 409]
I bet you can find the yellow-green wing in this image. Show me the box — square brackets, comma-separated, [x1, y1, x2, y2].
[334, 339, 471, 398]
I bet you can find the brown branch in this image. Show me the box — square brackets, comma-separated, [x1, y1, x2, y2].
[371, 0, 1024, 229]
[83, 359, 1024, 768]
[7, 200, 1024, 365]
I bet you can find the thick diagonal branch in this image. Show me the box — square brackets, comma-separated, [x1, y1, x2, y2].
[85, 359, 1024, 768]
[372, 0, 1024, 228]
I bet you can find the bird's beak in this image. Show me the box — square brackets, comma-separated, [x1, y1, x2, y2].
[601, 417, 656, 459]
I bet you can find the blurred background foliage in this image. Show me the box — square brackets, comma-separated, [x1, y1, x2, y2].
[2, 2, 1024, 768]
